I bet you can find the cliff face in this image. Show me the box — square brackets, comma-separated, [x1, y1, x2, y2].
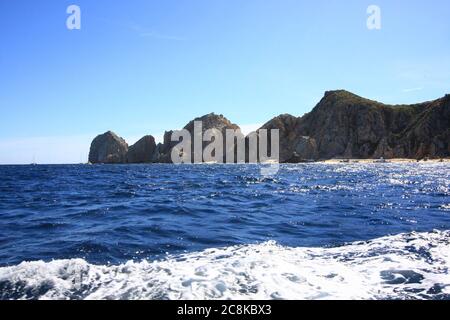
[126, 135, 156, 163]
[393, 94, 450, 158]
[297, 90, 428, 159]
[154, 113, 241, 163]
[184, 113, 240, 134]
[260, 90, 449, 161]
[88, 131, 128, 164]
[88, 91, 450, 163]
[258, 114, 301, 162]
[152, 131, 176, 163]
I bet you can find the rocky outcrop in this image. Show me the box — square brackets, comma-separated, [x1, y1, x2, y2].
[294, 136, 319, 160]
[295, 90, 428, 159]
[284, 137, 319, 163]
[184, 113, 240, 134]
[88, 91, 449, 163]
[155, 113, 242, 163]
[126, 135, 157, 163]
[88, 131, 128, 164]
[258, 114, 300, 163]
[394, 94, 450, 159]
[300, 90, 449, 159]
[186, 113, 241, 163]
[258, 90, 449, 161]
[152, 131, 177, 163]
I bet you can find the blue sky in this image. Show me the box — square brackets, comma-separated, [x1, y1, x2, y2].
[0, 0, 449, 164]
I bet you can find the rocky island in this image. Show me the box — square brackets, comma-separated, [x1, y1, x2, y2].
[88, 90, 450, 163]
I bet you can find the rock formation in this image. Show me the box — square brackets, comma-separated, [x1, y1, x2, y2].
[258, 90, 449, 161]
[154, 113, 242, 163]
[88, 131, 128, 164]
[152, 131, 176, 163]
[126, 135, 157, 163]
[295, 90, 428, 159]
[394, 94, 450, 159]
[292, 136, 319, 161]
[257, 114, 301, 163]
[88, 91, 450, 163]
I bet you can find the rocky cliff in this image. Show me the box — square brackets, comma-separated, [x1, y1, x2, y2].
[295, 90, 430, 159]
[392, 94, 450, 159]
[88, 131, 128, 164]
[88, 91, 450, 163]
[285, 90, 448, 160]
[153, 113, 241, 163]
[126, 135, 157, 163]
[257, 114, 303, 162]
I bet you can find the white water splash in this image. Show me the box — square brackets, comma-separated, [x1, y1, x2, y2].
[0, 231, 449, 300]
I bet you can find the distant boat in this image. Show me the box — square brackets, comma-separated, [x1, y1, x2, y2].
[31, 155, 38, 166]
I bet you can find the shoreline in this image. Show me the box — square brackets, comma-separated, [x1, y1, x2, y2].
[321, 158, 450, 164]
[1, 158, 449, 166]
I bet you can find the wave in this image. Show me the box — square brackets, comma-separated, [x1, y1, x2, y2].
[1, 230, 449, 300]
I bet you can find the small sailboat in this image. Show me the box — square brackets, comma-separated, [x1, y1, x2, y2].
[31, 155, 38, 166]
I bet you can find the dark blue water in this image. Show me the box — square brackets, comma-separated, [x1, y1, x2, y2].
[0, 163, 449, 267]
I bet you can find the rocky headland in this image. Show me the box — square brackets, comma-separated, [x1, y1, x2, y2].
[88, 131, 128, 164]
[88, 91, 450, 163]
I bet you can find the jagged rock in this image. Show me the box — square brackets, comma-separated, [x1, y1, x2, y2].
[258, 114, 300, 163]
[396, 94, 450, 159]
[157, 113, 242, 163]
[255, 90, 450, 161]
[184, 113, 240, 134]
[88, 92, 449, 164]
[126, 135, 156, 163]
[268, 90, 449, 160]
[294, 136, 319, 160]
[88, 131, 128, 164]
[373, 137, 395, 159]
[152, 131, 177, 163]
[295, 90, 411, 159]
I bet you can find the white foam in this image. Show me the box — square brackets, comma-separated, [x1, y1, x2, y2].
[1, 231, 449, 300]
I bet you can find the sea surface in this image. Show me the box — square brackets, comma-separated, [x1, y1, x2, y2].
[0, 163, 449, 300]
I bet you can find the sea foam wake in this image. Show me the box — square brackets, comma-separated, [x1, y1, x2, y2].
[0, 230, 449, 300]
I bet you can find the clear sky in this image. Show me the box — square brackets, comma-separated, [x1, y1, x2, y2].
[0, 0, 449, 164]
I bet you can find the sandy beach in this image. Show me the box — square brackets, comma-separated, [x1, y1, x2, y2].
[322, 158, 450, 164]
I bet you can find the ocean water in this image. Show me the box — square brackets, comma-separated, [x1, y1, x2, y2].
[0, 163, 449, 300]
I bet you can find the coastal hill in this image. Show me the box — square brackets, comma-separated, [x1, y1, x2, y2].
[260, 90, 450, 162]
[153, 113, 241, 163]
[88, 91, 450, 163]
